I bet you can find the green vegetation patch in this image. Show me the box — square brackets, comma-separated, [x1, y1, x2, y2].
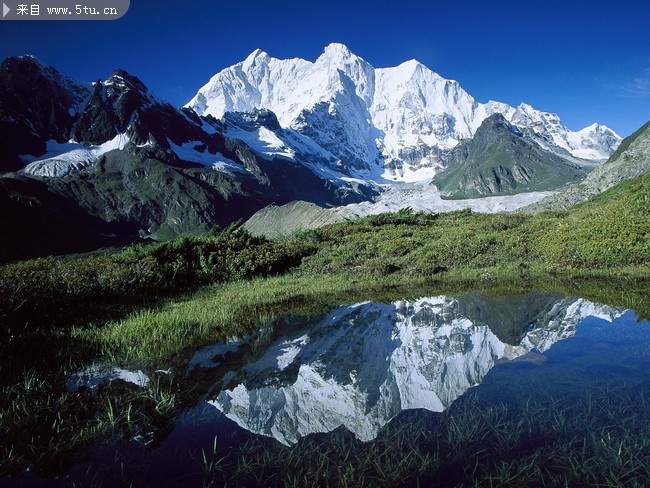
[298, 173, 649, 277]
[608, 120, 650, 161]
[0, 368, 178, 476]
[0, 224, 316, 334]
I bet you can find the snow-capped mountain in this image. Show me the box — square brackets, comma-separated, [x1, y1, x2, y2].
[490, 102, 622, 160]
[187, 43, 621, 182]
[0, 50, 626, 261]
[200, 294, 623, 445]
[20, 66, 236, 178]
[430, 114, 590, 198]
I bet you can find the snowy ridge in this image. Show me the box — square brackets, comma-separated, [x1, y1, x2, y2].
[167, 139, 246, 176]
[207, 295, 623, 445]
[218, 109, 378, 187]
[187, 43, 621, 182]
[489, 102, 622, 160]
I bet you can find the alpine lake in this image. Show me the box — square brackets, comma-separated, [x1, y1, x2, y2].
[1, 280, 649, 487]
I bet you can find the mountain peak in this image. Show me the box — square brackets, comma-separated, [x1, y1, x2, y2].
[392, 58, 431, 79]
[579, 122, 617, 135]
[243, 48, 270, 67]
[0, 54, 93, 166]
[323, 42, 353, 57]
[185, 46, 621, 178]
[578, 122, 600, 133]
[516, 102, 536, 114]
[2, 54, 45, 68]
[0, 55, 67, 83]
[432, 111, 586, 198]
[479, 112, 510, 128]
[597, 124, 616, 134]
[109, 67, 141, 81]
[105, 68, 150, 94]
[401, 59, 423, 68]
[318, 43, 366, 66]
[472, 113, 523, 141]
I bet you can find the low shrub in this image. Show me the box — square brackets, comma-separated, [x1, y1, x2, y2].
[0, 228, 316, 332]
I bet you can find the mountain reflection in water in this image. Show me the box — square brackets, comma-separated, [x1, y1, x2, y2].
[193, 294, 623, 445]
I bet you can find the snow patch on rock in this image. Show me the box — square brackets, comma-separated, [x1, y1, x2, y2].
[23, 134, 129, 177]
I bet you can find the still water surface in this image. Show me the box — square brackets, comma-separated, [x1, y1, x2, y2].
[3, 290, 650, 486]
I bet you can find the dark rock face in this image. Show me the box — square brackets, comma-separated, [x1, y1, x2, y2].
[0, 150, 275, 262]
[73, 79, 123, 145]
[0, 56, 91, 171]
[222, 109, 283, 133]
[73, 69, 224, 153]
[431, 114, 588, 199]
[49, 150, 270, 239]
[0, 174, 138, 262]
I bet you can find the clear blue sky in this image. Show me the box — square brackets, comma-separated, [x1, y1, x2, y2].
[1, 0, 648, 136]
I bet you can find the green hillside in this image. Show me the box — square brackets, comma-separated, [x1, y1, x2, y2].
[300, 171, 649, 277]
[431, 114, 588, 198]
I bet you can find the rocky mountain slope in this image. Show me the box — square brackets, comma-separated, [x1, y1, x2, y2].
[0, 56, 375, 261]
[187, 43, 621, 181]
[242, 183, 554, 239]
[430, 114, 589, 198]
[0, 56, 91, 172]
[244, 200, 353, 239]
[242, 117, 650, 239]
[524, 121, 650, 213]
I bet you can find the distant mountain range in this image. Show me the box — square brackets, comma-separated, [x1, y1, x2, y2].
[187, 43, 621, 181]
[0, 45, 631, 261]
[524, 120, 650, 212]
[242, 121, 648, 238]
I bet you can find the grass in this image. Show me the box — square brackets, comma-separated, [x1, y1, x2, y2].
[62, 174, 648, 362]
[0, 224, 315, 337]
[73, 272, 650, 363]
[0, 174, 650, 332]
[74, 273, 361, 361]
[1, 173, 648, 347]
[297, 172, 649, 277]
[0, 367, 179, 476]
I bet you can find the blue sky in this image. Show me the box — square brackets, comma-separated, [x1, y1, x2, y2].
[1, 0, 648, 136]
